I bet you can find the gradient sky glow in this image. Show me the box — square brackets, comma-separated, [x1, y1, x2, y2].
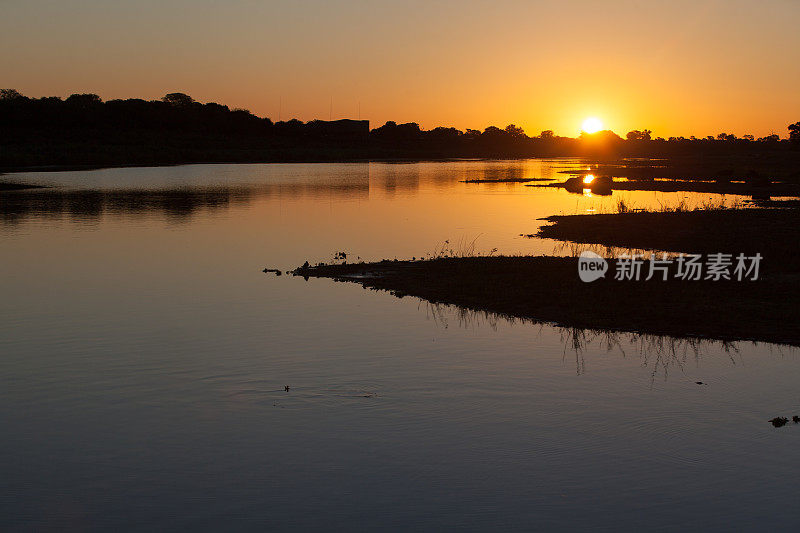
[2, 0, 799, 137]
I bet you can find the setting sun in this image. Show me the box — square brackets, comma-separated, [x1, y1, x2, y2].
[581, 117, 603, 134]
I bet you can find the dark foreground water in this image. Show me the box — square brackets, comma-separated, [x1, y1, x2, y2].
[1, 161, 798, 531]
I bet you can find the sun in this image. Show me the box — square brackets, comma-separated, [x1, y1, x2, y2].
[581, 117, 603, 134]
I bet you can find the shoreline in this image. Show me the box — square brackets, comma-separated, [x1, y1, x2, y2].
[2, 151, 799, 182]
[528, 178, 800, 196]
[291, 255, 800, 347]
[0, 156, 563, 176]
[534, 208, 800, 268]
[291, 206, 800, 347]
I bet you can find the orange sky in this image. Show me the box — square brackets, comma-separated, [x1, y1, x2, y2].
[2, 0, 799, 138]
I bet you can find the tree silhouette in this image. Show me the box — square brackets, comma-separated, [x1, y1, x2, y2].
[504, 124, 525, 137]
[626, 129, 652, 141]
[0, 89, 797, 167]
[0, 89, 25, 100]
[789, 122, 800, 143]
[65, 93, 101, 106]
[162, 92, 195, 107]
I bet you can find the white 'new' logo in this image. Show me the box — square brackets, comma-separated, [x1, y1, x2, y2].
[578, 251, 608, 282]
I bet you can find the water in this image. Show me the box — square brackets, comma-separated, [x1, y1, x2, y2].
[1, 161, 798, 531]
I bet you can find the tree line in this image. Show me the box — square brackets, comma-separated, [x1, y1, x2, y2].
[1, 89, 798, 168]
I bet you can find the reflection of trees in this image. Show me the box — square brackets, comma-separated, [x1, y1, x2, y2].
[422, 301, 791, 382]
[0, 188, 248, 224]
[0, 180, 370, 225]
[369, 163, 420, 195]
[461, 166, 526, 182]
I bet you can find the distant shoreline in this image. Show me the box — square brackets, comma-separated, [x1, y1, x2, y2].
[3, 152, 800, 187]
[0, 156, 545, 176]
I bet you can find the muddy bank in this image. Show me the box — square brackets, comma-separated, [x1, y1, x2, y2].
[528, 178, 800, 196]
[557, 153, 800, 183]
[534, 208, 800, 271]
[292, 256, 800, 346]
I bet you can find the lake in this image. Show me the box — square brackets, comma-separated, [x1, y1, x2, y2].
[1, 161, 798, 531]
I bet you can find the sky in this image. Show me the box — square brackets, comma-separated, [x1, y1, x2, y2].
[2, 0, 799, 138]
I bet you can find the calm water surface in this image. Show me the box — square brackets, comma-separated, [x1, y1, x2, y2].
[1, 161, 798, 531]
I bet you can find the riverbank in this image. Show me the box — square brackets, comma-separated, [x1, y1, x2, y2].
[293, 206, 800, 346]
[292, 255, 800, 346]
[2, 148, 798, 181]
[555, 153, 800, 183]
[534, 208, 800, 271]
[529, 178, 800, 196]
